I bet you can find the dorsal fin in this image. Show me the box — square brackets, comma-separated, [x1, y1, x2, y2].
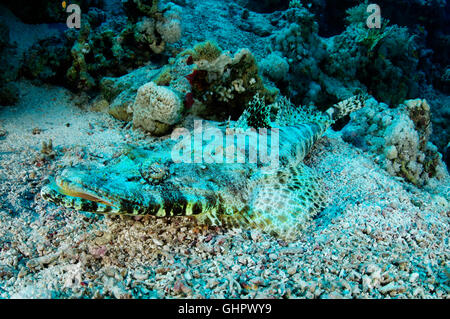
[274, 96, 329, 127]
[235, 93, 272, 129]
[235, 94, 367, 130]
[325, 94, 367, 121]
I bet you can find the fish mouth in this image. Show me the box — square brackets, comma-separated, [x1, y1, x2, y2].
[54, 176, 117, 207]
[41, 175, 119, 211]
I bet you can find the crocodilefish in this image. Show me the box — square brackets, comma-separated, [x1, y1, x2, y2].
[41, 95, 366, 241]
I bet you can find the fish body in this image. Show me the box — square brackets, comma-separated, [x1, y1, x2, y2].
[41, 95, 365, 240]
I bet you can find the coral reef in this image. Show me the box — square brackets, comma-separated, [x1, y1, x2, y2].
[342, 97, 446, 186]
[132, 81, 184, 135]
[305, 0, 449, 93]
[65, 2, 181, 90]
[138, 40, 279, 123]
[21, 1, 182, 91]
[327, 3, 421, 105]
[21, 36, 72, 84]
[268, 4, 328, 105]
[259, 52, 289, 83]
[181, 41, 278, 120]
[122, 0, 160, 21]
[370, 0, 449, 84]
[265, 3, 425, 109]
[98, 65, 161, 121]
[92, 40, 276, 133]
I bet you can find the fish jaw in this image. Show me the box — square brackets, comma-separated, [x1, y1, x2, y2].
[40, 176, 122, 214]
[40, 167, 216, 218]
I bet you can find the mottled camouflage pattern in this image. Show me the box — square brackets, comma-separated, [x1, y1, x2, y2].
[41, 95, 365, 240]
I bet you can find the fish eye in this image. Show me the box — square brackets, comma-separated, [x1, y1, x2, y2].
[139, 162, 169, 184]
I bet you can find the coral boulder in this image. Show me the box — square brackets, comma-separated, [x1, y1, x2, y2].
[132, 82, 184, 136]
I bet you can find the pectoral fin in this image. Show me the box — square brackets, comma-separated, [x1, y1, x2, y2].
[247, 164, 327, 240]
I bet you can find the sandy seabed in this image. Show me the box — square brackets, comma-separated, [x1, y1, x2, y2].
[0, 81, 448, 299]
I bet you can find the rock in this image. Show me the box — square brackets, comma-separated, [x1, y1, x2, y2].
[381, 272, 395, 285]
[362, 275, 372, 292]
[327, 291, 345, 299]
[269, 253, 278, 260]
[287, 266, 297, 275]
[17, 267, 27, 279]
[238, 256, 247, 265]
[366, 264, 381, 275]
[26, 252, 59, 269]
[100, 65, 161, 121]
[409, 273, 420, 283]
[231, 265, 241, 272]
[112, 284, 131, 299]
[413, 287, 425, 297]
[133, 269, 149, 281]
[0, 265, 15, 279]
[152, 238, 164, 246]
[184, 271, 192, 281]
[378, 282, 406, 295]
[173, 279, 192, 295]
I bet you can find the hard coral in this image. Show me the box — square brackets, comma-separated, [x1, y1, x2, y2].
[268, 5, 329, 105]
[99, 65, 162, 121]
[184, 42, 278, 119]
[326, 4, 421, 105]
[122, 0, 160, 22]
[183, 41, 223, 62]
[268, 2, 423, 108]
[260, 52, 289, 83]
[132, 82, 184, 136]
[21, 36, 72, 84]
[21, 1, 182, 92]
[342, 98, 446, 186]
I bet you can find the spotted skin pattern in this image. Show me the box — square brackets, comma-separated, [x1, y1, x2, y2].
[41, 96, 365, 240]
